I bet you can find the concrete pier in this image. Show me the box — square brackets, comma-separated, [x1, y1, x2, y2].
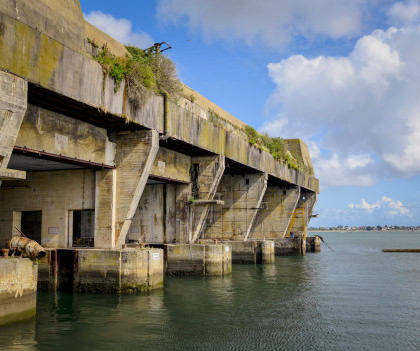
[165, 244, 232, 276]
[228, 240, 275, 264]
[272, 238, 306, 256]
[38, 248, 163, 293]
[0, 258, 38, 326]
[306, 236, 321, 252]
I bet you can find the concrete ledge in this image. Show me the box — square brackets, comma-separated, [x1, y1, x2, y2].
[0, 168, 26, 180]
[306, 236, 321, 252]
[228, 240, 275, 264]
[272, 238, 306, 256]
[0, 258, 37, 326]
[165, 244, 232, 276]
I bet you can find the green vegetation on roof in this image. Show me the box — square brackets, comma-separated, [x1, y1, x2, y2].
[91, 41, 182, 105]
[243, 126, 314, 175]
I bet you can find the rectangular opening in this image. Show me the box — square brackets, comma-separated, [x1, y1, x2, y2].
[190, 163, 200, 199]
[21, 211, 42, 243]
[72, 210, 94, 247]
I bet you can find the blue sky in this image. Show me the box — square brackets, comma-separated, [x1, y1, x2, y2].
[80, 0, 420, 227]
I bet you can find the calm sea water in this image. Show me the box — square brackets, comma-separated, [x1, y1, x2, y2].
[1, 231, 420, 351]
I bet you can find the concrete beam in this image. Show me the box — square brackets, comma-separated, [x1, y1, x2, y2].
[15, 105, 116, 167]
[0, 168, 26, 180]
[115, 130, 159, 248]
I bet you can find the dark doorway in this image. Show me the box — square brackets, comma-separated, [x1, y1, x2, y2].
[72, 210, 94, 247]
[21, 211, 42, 243]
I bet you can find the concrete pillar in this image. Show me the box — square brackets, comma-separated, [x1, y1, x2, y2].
[175, 184, 191, 243]
[94, 130, 159, 248]
[94, 169, 116, 248]
[190, 155, 225, 243]
[252, 184, 300, 239]
[0, 71, 27, 182]
[204, 172, 267, 240]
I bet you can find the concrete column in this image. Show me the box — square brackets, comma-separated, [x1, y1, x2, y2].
[94, 130, 159, 248]
[204, 172, 267, 241]
[94, 169, 116, 248]
[252, 184, 300, 239]
[0, 70, 27, 181]
[175, 184, 190, 243]
[190, 155, 225, 243]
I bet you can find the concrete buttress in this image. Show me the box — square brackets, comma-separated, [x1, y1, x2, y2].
[190, 155, 225, 243]
[0, 71, 27, 181]
[204, 172, 268, 241]
[252, 185, 301, 239]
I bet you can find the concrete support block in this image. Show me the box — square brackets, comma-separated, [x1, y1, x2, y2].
[229, 240, 275, 264]
[74, 248, 163, 293]
[38, 248, 163, 293]
[273, 238, 306, 256]
[205, 244, 232, 275]
[165, 243, 231, 276]
[306, 236, 321, 252]
[0, 258, 37, 326]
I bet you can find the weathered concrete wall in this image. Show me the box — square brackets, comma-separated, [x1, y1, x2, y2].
[0, 169, 95, 247]
[0, 258, 37, 326]
[166, 243, 232, 276]
[74, 248, 163, 293]
[150, 147, 191, 183]
[0, 71, 27, 170]
[229, 240, 275, 264]
[0, 0, 87, 54]
[286, 139, 313, 171]
[130, 184, 177, 244]
[167, 101, 319, 193]
[204, 173, 267, 240]
[252, 185, 300, 239]
[15, 104, 116, 166]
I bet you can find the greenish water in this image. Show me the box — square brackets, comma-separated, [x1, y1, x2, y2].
[1, 231, 420, 350]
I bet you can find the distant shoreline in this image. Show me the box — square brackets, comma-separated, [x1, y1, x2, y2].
[309, 230, 420, 233]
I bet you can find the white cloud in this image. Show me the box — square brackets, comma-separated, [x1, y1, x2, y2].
[348, 196, 412, 217]
[388, 0, 420, 25]
[348, 198, 381, 213]
[84, 11, 154, 49]
[157, 0, 368, 47]
[264, 23, 420, 186]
